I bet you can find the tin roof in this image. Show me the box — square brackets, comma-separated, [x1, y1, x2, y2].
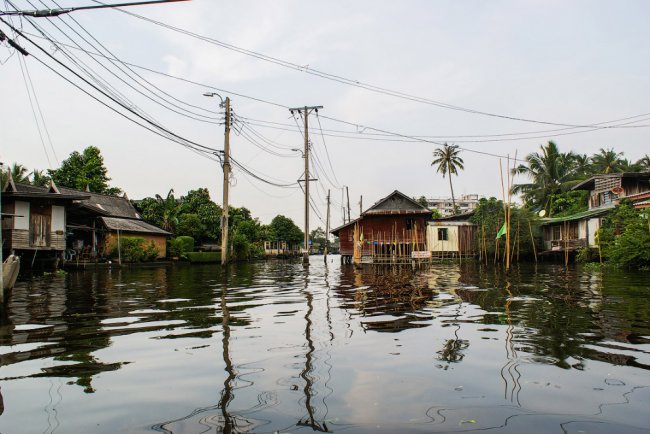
[100, 217, 171, 235]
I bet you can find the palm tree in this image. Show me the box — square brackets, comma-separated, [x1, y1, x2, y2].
[31, 169, 51, 187]
[431, 143, 464, 213]
[591, 148, 623, 174]
[1, 163, 30, 187]
[155, 189, 180, 232]
[572, 154, 592, 177]
[636, 154, 650, 172]
[512, 141, 578, 215]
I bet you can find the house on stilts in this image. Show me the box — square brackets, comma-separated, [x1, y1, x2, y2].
[330, 190, 432, 264]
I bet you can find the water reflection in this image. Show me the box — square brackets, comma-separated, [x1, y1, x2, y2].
[0, 260, 648, 433]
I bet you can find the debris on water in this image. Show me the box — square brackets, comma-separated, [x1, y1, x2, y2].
[459, 419, 477, 425]
[290, 384, 299, 390]
[605, 378, 625, 386]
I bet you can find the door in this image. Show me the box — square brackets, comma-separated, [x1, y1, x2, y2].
[30, 213, 51, 247]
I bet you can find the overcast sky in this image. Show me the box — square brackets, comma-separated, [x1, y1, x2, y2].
[1, 0, 649, 227]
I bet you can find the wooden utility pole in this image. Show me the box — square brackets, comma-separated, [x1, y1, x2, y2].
[346, 186, 351, 223]
[221, 97, 231, 266]
[289, 105, 323, 264]
[359, 195, 363, 215]
[324, 189, 330, 262]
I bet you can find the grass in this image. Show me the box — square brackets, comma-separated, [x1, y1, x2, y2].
[185, 252, 221, 263]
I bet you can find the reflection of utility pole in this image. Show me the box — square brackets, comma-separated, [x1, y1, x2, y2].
[219, 284, 236, 432]
[289, 105, 323, 265]
[204, 92, 230, 266]
[324, 189, 330, 262]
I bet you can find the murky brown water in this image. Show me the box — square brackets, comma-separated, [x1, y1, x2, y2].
[0, 258, 649, 433]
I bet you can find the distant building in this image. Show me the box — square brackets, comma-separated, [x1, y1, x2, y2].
[426, 194, 480, 216]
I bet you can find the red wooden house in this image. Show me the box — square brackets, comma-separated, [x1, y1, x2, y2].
[330, 190, 431, 264]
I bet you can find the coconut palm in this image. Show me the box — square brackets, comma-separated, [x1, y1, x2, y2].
[431, 143, 464, 214]
[636, 154, 650, 172]
[572, 153, 592, 177]
[1, 163, 30, 187]
[31, 169, 51, 187]
[591, 148, 624, 174]
[512, 141, 579, 215]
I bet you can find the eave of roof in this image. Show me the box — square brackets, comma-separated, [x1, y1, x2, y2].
[572, 172, 650, 191]
[540, 206, 614, 225]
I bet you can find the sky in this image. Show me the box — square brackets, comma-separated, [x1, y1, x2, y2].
[1, 0, 649, 229]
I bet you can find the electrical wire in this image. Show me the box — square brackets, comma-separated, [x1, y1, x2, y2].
[100, 1, 650, 129]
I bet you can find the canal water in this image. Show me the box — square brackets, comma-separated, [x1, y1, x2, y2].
[0, 258, 648, 433]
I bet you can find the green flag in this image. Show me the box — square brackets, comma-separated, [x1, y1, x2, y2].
[496, 223, 507, 240]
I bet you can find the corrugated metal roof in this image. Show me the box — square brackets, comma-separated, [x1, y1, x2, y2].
[540, 206, 614, 225]
[100, 217, 171, 235]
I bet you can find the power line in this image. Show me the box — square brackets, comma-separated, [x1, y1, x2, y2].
[102, 2, 650, 129]
[1, 0, 189, 17]
[19, 29, 650, 143]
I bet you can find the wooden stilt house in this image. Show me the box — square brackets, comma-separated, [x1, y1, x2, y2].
[330, 190, 432, 264]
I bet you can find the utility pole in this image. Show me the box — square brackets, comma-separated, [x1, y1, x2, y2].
[222, 97, 231, 266]
[324, 189, 330, 262]
[359, 195, 363, 215]
[289, 105, 323, 265]
[346, 186, 351, 223]
[204, 92, 231, 266]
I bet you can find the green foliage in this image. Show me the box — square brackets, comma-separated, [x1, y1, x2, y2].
[48, 146, 121, 194]
[176, 213, 205, 240]
[598, 202, 650, 269]
[110, 237, 159, 262]
[470, 198, 541, 259]
[431, 143, 464, 214]
[31, 169, 51, 187]
[180, 188, 221, 241]
[267, 215, 303, 244]
[169, 236, 195, 257]
[549, 190, 589, 218]
[185, 252, 221, 263]
[415, 196, 429, 208]
[576, 247, 597, 264]
[231, 232, 251, 260]
[431, 208, 442, 219]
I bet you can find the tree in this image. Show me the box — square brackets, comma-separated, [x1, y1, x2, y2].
[512, 141, 578, 215]
[310, 227, 327, 250]
[176, 213, 205, 240]
[1, 163, 30, 186]
[31, 169, 51, 187]
[430, 208, 442, 220]
[415, 196, 429, 208]
[598, 201, 650, 269]
[268, 215, 303, 245]
[48, 146, 121, 194]
[636, 154, 650, 172]
[431, 143, 464, 214]
[180, 188, 221, 241]
[591, 148, 624, 174]
[155, 189, 180, 233]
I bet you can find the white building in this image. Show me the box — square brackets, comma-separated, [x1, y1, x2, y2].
[426, 194, 480, 217]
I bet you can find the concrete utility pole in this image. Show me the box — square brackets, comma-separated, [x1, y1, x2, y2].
[204, 92, 231, 266]
[222, 97, 231, 266]
[324, 189, 330, 262]
[346, 186, 351, 223]
[359, 195, 363, 215]
[289, 105, 323, 265]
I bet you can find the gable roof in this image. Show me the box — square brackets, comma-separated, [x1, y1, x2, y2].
[330, 190, 430, 235]
[58, 186, 140, 218]
[540, 205, 614, 225]
[363, 190, 431, 215]
[2, 182, 89, 201]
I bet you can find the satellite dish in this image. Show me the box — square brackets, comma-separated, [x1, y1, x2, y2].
[611, 187, 624, 195]
[538, 210, 547, 217]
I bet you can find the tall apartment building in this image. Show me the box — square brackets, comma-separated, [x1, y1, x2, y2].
[426, 194, 480, 217]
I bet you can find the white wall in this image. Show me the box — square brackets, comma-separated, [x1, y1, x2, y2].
[51, 205, 65, 232]
[14, 201, 29, 230]
[427, 225, 459, 252]
[587, 218, 600, 247]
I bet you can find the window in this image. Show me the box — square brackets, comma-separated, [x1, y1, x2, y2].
[552, 226, 561, 240]
[438, 228, 448, 241]
[406, 218, 415, 229]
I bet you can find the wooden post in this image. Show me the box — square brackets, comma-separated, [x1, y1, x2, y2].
[528, 219, 537, 263]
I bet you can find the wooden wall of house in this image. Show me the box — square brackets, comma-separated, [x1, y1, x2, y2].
[3, 201, 65, 251]
[337, 215, 428, 256]
[622, 178, 650, 196]
[337, 226, 354, 256]
[105, 232, 167, 258]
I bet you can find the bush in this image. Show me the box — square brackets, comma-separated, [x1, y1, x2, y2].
[169, 236, 195, 257]
[598, 202, 650, 269]
[231, 233, 250, 260]
[185, 252, 221, 263]
[111, 237, 159, 262]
